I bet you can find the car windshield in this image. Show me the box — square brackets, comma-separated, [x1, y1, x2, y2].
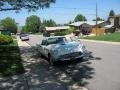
[21, 34, 28, 37]
[47, 37, 68, 45]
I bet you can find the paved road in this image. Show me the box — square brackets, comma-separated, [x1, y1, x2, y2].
[81, 40, 120, 90]
[26, 35, 43, 46]
[26, 35, 120, 90]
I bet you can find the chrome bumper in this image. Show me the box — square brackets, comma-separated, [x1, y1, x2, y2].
[57, 51, 87, 61]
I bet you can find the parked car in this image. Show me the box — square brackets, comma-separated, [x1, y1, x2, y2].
[37, 36, 87, 65]
[20, 34, 29, 41]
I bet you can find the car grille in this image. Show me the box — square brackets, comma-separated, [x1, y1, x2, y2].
[60, 52, 82, 59]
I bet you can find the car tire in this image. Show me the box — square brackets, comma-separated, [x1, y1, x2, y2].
[49, 56, 55, 66]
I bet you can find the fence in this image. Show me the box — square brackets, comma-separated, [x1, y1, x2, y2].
[92, 28, 105, 36]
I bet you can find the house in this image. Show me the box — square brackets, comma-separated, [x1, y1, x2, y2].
[45, 26, 69, 33]
[108, 14, 120, 28]
[114, 14, 120, 28]
[70, 21, 106, 35]
[70, 21, 106, 29]
[70, 21, 92, 35]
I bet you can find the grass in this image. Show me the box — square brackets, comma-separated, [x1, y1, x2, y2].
[82, 32, 120, 42]
[0, 40, 24, 77]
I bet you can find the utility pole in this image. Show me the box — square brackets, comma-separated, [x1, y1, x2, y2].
[96, 3, 98, 36]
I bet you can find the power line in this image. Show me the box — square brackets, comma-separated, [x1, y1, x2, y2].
[51, 6, 94, 10]
[50, 6, 109, 13]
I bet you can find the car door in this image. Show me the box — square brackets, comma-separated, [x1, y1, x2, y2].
[39, 40, 47, 56]
[43, 44, 50, 58]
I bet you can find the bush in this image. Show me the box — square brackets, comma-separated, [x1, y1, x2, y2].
[105, 27, 116, 34]
[54, 32, 66, 36]
[0, 35, 13, 45]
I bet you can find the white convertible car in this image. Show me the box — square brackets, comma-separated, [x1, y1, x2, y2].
[37, 36, 87, 65]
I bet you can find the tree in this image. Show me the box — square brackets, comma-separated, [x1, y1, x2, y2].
[109, 10, 115, 17]
[25, 15, 41, 33]
[43, 19, 56, 27]
[0, 0, 56, 11]
[21, 25, 27, 33]
[74, 14, 87, 22]
[0, 17, 17, 33]
[93, 17, 104, 21]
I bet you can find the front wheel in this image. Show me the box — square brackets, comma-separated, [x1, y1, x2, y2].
[49, 56, 55, 66]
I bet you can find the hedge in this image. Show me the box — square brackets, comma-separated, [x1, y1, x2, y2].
[0, 35, 13, 45]
[54, 32, 66, 36]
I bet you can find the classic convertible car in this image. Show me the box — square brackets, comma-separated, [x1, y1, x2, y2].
[37, 36, 87, 65]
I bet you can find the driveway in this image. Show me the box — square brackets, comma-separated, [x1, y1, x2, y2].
[25, 35, 120, 90]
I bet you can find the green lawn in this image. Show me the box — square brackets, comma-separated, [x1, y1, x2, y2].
[82, 32, 120, 42]
[0, 40, 24, 77]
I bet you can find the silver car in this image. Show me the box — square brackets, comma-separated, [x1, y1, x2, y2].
[37, 36, 87, 65]
[20, 34, 29, 41]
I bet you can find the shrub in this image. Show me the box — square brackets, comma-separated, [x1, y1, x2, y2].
[0, 35, 13, 45]
[54, 32, 66, 36]
[105, 27, 116, 34]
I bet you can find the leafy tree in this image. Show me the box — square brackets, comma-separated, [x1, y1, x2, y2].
[74, 14, 87, 22]
[93, 17, 104, 21]
[25, 15, 41, 33]
[43, 19, 56, 27]
[21, 25, 27, 33]
[109, 10, 115, 17]
[0, 0, 56, 11]
[0, 17, 17, 33]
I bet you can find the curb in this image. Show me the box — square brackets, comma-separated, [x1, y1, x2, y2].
[80, 39, 120, 45]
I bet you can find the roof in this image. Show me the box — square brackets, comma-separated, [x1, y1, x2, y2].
[45, 26, 69, 31]
[70, 21, 105, 26]
[87, 21, 104, 25]
[70, 21, 86, 26]
[104, 25, 113, 29]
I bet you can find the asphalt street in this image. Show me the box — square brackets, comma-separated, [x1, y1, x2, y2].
[26, 34, 44, 46]
[26, 35, 120, 90]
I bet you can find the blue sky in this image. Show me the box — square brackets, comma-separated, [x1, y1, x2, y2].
[0, 0, 120, 26]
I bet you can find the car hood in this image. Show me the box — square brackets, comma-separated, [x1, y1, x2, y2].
[47, 41, 83, 56]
